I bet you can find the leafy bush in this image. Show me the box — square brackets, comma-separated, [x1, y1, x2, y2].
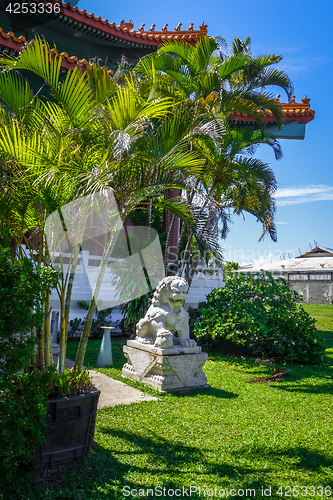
[0, 248, 56, 478]
[191, 272, 324, 363]
[0, 369, 52, 477]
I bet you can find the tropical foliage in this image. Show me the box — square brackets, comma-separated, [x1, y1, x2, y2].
[0, 38, 204, 371]
[135, 35, 292, 281]
[0, 33, 293, 371]
[190, 272, 324, 363]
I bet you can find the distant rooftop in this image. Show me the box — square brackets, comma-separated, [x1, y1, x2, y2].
[239, 245, 333, 273]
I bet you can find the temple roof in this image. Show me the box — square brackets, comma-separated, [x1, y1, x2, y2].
[45, 0, 208, 46]
[0, 4, 315, 132]
[1, 0, 207, 48]
[228, 97, 315, 126]
[0, 26, 115, 74]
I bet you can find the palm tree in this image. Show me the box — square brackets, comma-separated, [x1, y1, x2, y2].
[134, 35, 292, 278]
[0, 37, 207, 371]
[135, 35, 292, 122]
[0, 34, 293, 370]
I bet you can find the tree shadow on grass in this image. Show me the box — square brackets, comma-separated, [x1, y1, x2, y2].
[270, 380, 333, 394]
[9, 433, 333, 499]
[171, 387, 239, 399]
[206, 347, 333, 395]
[6, 430, 262, 500]
[97, 427, 258, 480]
[237, 444, 333, 474]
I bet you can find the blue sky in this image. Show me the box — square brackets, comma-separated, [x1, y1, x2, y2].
[78, 0, 332, 265]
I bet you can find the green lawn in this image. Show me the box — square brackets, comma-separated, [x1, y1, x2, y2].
[4, 306, 333, 500]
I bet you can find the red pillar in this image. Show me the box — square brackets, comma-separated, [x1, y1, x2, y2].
[166, 189, 181, 270]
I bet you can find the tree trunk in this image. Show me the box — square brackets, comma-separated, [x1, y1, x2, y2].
[63, 242, 82, 342]
[175, 220, 186, 274]
[74, 217, 122, 370]
[36, 326, 45, 372]
[58, 293, 66, 374]
[44, 296, 52, 368]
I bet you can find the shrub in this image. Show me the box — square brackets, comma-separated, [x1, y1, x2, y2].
[0, 248, 57, 479]
[191, 272, 324, 363]
[0, 370, 52, 478]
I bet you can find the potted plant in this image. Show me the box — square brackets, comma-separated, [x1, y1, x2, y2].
[0, 246, 100, 476]
[31, 368, 100, 470]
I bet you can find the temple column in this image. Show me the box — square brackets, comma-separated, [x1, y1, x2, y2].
[166, 189, 181, 271]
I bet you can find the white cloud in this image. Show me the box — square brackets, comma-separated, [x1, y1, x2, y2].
[275, 185, 333, 206]
[275, 222, 289, 225]
[279, 56, 327, 77]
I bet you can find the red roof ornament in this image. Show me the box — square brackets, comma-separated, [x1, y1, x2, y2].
[162, 23, 168, 32]
[119, 19, 134, 30]
[199, 22, 208, 31]
[174, 23, 182, 31]
[302, 95, 311, 104]
[149, 24, 156, 32]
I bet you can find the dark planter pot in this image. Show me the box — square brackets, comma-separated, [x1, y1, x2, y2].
[32, 389, 100, 470]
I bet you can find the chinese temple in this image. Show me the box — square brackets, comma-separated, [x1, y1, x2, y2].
[0, 0, 317, 316]
[0, 0, 315, 139]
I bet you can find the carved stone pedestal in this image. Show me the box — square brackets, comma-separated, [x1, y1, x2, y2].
[122, 340, 209, 392]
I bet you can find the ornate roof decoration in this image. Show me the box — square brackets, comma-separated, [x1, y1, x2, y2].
[22, 0, 208, 46]
[0, 27, 26, 50]
[48, 47, 114, 76]
[228, 97, 315, 125]
[0, 29, 114, 76]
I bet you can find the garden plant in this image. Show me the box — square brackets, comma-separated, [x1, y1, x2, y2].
[0, 31, 302, 481]
[190, 272, 325, 363]
[0, 34, 292, 371]
[2, 305, 330, 499]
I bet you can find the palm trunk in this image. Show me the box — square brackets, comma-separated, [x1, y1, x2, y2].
[36, 236, 46, 371]
[56, 204, 90, 373]
[44, 296, 52, 367]
[175, 220, 186, 275]
[147, 197, 152, 230]
[63, 242, 81, 341]
[177, 180, 199, 277]
[43, 246, 53, 367]
[74, 217, 122, 370]
[58, 292, 66, 374]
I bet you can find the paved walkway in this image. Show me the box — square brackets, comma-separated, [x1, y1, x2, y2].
[65, 358, 158, 409]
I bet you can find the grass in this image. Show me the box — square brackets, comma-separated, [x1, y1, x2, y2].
[3, 305, 333, 500]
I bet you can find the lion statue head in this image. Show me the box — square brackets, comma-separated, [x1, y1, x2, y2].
[151, 276, 188, 309]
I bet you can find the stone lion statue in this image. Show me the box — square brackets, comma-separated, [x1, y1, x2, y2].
[135, 276, 197, 349]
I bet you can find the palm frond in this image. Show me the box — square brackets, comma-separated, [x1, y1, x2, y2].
[0, 70, 34, 119]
